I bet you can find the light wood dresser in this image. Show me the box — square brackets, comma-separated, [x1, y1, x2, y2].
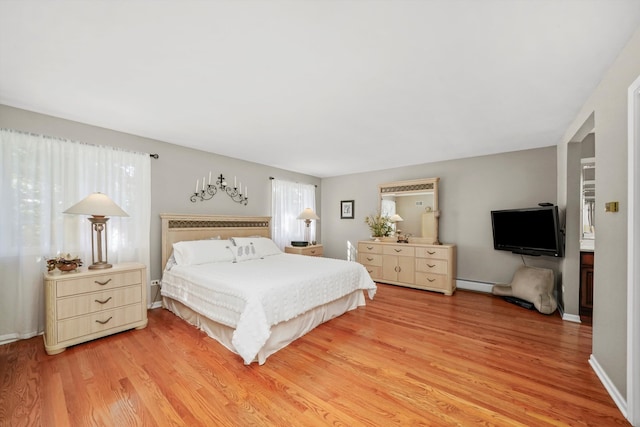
[285, 244, 323, 257]
[358, 241, 457, 295]
[43, 262, 148, 355]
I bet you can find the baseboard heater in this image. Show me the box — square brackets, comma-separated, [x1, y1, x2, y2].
[456, 279, 494, 293]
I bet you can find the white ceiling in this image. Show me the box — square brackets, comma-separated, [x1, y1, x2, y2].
[1, 1, 639, 178]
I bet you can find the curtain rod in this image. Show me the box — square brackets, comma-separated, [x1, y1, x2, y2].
[3, 128, 161, 159]
[269, 176, 317, 187]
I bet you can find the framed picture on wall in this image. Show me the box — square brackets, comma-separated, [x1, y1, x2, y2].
[341, 200, 354, 219]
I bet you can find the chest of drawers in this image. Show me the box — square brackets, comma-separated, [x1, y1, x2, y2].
[358, 241, 456, 295]
[43, 262, 148, 355]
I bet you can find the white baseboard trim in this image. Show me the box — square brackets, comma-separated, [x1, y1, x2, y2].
[558, 306, 582, 323]
[552, 298, 583, 323]
[456, 279, 493, 293]
[562, 312, 582, 323]
[589, 354, 628, 419]
[0, 331, 41, 346]
[149, 301, 163, 309]
[0, 336, 19, 346]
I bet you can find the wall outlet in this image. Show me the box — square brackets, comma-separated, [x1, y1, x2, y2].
[151, 279, 160, 286]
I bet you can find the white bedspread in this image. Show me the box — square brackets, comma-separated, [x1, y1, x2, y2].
[161, 253, 376, 364]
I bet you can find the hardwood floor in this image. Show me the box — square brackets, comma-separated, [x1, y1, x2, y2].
[0, 284, 629, 426]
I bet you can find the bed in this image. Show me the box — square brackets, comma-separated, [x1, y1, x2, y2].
[160, 214, 376, 364]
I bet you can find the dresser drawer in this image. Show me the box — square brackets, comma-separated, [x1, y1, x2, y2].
[302, 246, 323, 257]
[415, 258, 448, 274]
[383, 245, 415, 257]
[56, 285, 143, 320]
[358, 242, 382, 254]
[56, 270, 143, 297]
[581, 252, 594, 266]
[415, 273, 448, 290]
[57, 303, 144, 343]
[415, 246, 450, 259]
[362, 265, 381, 280]
[358, 253, 383, 267]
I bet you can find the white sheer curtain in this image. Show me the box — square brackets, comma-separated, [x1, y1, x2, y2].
[271, 179, 317, 250]
[0, 129, 151, 344]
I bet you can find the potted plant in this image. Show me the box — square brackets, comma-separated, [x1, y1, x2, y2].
[365, 213, 393, 240]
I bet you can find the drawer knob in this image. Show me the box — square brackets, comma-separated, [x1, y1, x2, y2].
[394, 248, 402, 253]
[427, 264, 436, 268]
[95, 278, 112, 286]
[428, 278, 436, 282]
[395, 266, 401, 272]
[367, 257, 374, 261]
[95, 316, 113, 325]
[366, 246, 374, 250]
[94, 297, 112, 305]
[427, 251, 436, 255]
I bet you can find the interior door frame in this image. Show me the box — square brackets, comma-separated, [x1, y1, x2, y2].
[627, 74, 640, 426]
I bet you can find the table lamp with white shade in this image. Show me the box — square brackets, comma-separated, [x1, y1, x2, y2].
[390, 214, 405, 242]
[297, 208, 320, 244]
[63, 192, 128, 269]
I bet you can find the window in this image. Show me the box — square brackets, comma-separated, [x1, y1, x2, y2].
[271, 179, 316, 249]
[0, 129, 150, 342]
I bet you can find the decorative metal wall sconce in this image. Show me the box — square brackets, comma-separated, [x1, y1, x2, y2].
[191, 172, 248, 205]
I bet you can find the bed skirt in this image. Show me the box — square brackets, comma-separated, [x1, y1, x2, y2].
[162, 290, 366, 365]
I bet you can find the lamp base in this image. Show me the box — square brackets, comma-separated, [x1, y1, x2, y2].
[89, 262, 112, 270]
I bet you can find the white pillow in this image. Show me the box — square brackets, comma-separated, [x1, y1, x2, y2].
[253, 238, 283, 257]
[228, 241, 261, 263]
[232, 237, 282, 257]
[172, 239, 235, 265]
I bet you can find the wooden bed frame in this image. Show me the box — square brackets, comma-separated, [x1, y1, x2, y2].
[160, 214, 271, 270]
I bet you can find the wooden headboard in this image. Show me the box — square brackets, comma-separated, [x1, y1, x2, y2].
[160, 214, 271, 270]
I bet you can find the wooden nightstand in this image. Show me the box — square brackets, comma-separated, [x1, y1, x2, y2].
[285, 245, 323, 257]
[43, 262, 148, 355]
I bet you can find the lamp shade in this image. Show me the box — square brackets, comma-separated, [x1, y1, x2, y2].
[63, 192, 129, 217]
[390, 214, 404, 222]
[297, 208, 319, 221]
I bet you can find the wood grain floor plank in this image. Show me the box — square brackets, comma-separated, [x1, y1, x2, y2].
[0, 285, 630, 426]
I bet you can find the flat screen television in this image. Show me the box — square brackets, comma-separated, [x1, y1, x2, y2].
[491, 205, 564, 257]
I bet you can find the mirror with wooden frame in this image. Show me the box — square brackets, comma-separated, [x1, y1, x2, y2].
[379, 177, 440, 244]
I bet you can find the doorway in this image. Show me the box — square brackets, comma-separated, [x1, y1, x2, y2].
[579, 135, 595, 323]
[565, 113, 594, 321]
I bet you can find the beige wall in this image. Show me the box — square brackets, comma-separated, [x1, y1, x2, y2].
[559, 26, 640, 400]
[0, 105, 321, 303]
[321, 146, 559, 285]
[1, 102, 559, 302]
